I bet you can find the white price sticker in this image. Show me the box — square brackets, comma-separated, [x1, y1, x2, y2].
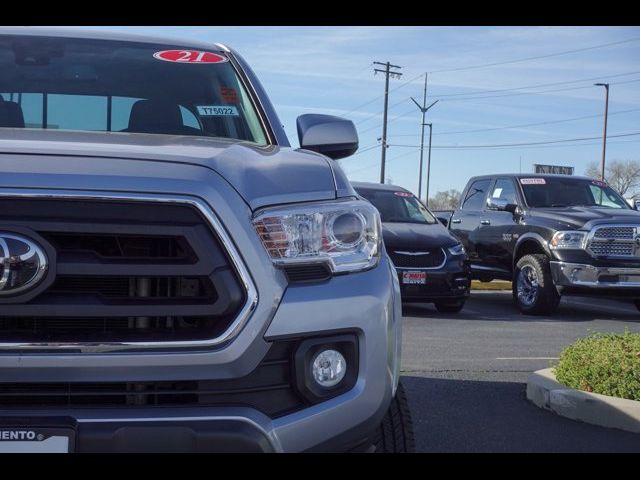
[197, 106, 239, 117]
[520, 178, 546, 185]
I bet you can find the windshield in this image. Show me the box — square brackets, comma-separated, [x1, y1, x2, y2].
[0, 35, 267, 144]
[520, 177, 630, 209]
[357, 188, 437, 224]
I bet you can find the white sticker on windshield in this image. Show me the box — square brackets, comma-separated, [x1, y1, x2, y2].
[520, 178, 546, 185]
[197, 106, 239, 116]
[492, 188, 503, 198]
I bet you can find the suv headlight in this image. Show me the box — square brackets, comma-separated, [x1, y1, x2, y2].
[549, 231, 587, 250]
[447, 243, 466, 256]
[253, 199, 381, 273]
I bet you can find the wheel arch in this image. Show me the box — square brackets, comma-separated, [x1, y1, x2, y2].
[513, 233, 551, 270]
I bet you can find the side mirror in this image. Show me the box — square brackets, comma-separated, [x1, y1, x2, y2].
[297, 114, 358, 160]
[487, 197, 518, 213]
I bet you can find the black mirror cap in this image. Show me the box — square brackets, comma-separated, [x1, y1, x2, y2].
[297, 114, 359, 160]
[505, 203, 519, 214]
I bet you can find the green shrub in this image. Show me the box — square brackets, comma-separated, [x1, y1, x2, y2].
[554, 331, 640, 401]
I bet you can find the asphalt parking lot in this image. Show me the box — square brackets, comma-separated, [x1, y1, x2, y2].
[400, 291, 640, 452]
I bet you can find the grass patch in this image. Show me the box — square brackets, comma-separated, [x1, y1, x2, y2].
[470, 280, 512, 291]
[554, 331, 640, 401]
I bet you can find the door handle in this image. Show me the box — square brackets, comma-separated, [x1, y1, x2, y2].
[480, 219, 491, 226]
[451, 218, 461, 224]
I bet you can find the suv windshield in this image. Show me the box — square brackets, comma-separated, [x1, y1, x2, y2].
[0, 35, 268, 144]
[520, 177, 630, 209]
[357, 188, 437, 224]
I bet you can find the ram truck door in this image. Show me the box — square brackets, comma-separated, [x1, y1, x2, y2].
[449, 178, 492, 274]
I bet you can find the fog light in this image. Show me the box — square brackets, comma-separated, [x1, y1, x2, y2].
[311, 349, 346, 388]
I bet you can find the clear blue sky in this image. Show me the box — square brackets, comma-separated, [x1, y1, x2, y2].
[81, 26, 640, 197]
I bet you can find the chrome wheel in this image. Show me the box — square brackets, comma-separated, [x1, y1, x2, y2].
[517, 265, 539, 306]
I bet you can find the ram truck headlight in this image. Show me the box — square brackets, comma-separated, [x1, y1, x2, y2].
[447, 243, 466, 256]
[549, 231, 587, 250]
[253, 199, 382, 273]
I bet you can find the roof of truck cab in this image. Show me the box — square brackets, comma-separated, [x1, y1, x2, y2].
[350, 181, 413, 193]
[0, 27, 229, 53]
[467, 173, 594, 182]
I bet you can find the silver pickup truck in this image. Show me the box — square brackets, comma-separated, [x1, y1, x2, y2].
[0, 28, 413, 453]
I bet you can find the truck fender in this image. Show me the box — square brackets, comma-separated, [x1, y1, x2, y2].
[513, 233, 551, 269]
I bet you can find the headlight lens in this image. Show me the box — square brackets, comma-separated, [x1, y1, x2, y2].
[549, 231, 587, 250]
[253, 200, 381, 273]
[447, 243, 466, 256]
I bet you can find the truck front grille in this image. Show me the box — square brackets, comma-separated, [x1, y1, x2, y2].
[587, 224, 640, 258]
[0, 198, 246, 349]
[389, 248, 446, 268]
[0, 341, 306, 418]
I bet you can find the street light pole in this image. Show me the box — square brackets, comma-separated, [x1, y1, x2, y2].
[425, 123, 433, 206]
[594, 82, 610, 181]
[410, 73, 438, 202]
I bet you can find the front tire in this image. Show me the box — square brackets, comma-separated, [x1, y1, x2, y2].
[374, 381, 415, 453]
[513, 254, 560, 315]
[434, 299, 466, 313]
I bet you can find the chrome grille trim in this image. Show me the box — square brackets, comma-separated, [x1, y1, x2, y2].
[0, 189, 258, 353]
[586, 224, 640, 259]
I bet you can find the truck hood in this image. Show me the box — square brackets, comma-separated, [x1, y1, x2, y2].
[382, 221, 459, 251]
[0, 129, 344, 210]
[528, 206, 640, 230]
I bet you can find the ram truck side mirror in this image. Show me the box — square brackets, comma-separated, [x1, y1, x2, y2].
[297, 114, 359, 160]
[487, 197, 518, 213]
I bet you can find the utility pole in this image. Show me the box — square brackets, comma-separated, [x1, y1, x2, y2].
[374, 61, 402, 184]
[594, 83, 610, 181]
[425, 123, 433, 206]
[410, 73, 438, 201]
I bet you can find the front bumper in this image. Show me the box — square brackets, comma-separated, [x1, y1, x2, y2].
[395, 257, 471, 302]
[0, 257, 401, 453]
[550, 261, 640, 292]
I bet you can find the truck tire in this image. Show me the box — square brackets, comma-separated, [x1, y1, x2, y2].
[513, 254, 560, 315]
[434, 299, 466, 313]
[374, 382, 415, 453]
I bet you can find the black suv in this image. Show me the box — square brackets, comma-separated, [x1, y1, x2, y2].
[353, 182, 471, 313]
[440, 173, 640, 315]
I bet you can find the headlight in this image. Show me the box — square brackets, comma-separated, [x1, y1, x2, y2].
[549, 231, 587, 250]
[253, 199, 381, 273]
[447, 243, 466, 256]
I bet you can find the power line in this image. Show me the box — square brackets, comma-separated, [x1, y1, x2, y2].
[390, 108, 640, 137]
[432, 70, 640, 98]
[387, 131, 640, 150]
[429, 36, 640, 74]
[439, 77, 640, 102]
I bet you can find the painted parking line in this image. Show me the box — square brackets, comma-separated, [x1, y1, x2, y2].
[496, 357, 559, 360]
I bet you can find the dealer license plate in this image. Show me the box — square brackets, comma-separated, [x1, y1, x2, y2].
[0, 428, 74, 453]
[402, 271, 427, 285]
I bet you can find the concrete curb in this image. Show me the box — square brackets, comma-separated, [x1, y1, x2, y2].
[526, 368, 640, 434]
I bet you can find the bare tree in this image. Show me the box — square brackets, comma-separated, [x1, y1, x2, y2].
[427, 189, 462, 210]
[585, 159, 640, 197]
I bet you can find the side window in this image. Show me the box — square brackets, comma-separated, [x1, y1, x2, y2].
[462, 179, 491, 210]
[491, 178, 518, 205]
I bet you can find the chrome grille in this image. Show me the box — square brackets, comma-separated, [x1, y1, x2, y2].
[587, 224, 640, 258]
[593, 226, 635, 240]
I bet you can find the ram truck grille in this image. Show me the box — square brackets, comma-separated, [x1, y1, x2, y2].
[587, 225, 640, 258]
[0, 198, 246, 347]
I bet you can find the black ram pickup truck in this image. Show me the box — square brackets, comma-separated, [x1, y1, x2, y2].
[438, 173, 640, 315]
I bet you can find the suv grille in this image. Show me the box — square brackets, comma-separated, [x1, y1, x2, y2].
[588, 225, 640, 258]
[389, 249, 446, 268]
[0, 341, 306, 418]
[0, 198, 245, 347]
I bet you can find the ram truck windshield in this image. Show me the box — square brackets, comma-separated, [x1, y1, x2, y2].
[520, 177, 630, 209]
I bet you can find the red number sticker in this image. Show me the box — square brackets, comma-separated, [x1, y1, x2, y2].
[394, 191, 412, 197]
[153, 50, 228, 64]
[592, 179, 608, 187]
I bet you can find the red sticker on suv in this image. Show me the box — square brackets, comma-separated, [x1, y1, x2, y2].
[153, 50, 228, 64]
